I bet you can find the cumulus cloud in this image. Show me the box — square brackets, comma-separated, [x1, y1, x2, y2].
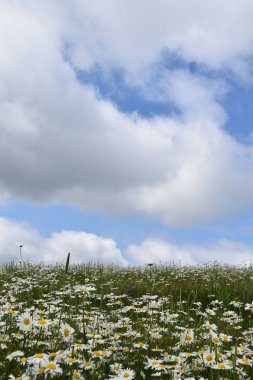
[126, 239, 194, 266]
[1, 0, 253, 228]
[125, 238, 253, 266]
[0, 217, 126, 265]
[50, 0, 253, 79]
[0, 217, 252, 266]
[141, 70, 228, 124]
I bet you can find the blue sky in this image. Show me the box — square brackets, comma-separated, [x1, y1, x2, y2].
[1, 1, 253, 265]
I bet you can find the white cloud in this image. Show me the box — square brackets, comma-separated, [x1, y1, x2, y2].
[43, 230, 126, 265]
[142, 70, 228, 124]
[0, 217, 126, 265]
[126, 239, 194, 266]
[3, 1, 253, 81]
[0, 217, 252, 266]
[125, 238, 253, 266]
[54, 0, 253, 79]
[1, 1, 253, 228]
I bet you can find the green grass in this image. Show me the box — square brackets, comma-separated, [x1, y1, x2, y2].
[0, 262, 253, 379]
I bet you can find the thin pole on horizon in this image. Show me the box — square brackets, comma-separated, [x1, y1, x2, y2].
[19, 244, 25, 266]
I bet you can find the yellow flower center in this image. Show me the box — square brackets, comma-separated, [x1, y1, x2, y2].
[37, 319, 46, 325]
[64, 328, 70, 337]
[123, 374, 130, 378]
[35, 353, 44, 359]
[205, 354, 213, 361]
[47, 363, 57, 370]
[23, 318, 30, 325]
[218, 363, 226, 369]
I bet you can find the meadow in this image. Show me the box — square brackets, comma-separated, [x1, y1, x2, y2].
[1, 262, 253, 379]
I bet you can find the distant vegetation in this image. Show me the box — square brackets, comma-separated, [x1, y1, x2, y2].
[0, 262, 253, 379]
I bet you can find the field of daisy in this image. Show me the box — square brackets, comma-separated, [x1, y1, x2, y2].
[1, 262, 253, 379]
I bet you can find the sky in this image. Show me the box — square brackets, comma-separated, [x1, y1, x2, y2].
[1, 0, 253, 266]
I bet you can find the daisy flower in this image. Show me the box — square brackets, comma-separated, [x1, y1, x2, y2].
[80, 360, 94, 370]
[110, 363, 123, 373]
[238, 356, 252, 365]
[34, 318, 51, 329]
[146, 358, 163, 369]
[45, 362, 63, 376]
[6, 350, 24, 361]
[211, 334, 222, 346]
[133, 341, 148, 349]
[74, 285, 96, 294]
[212, 361, 232, 369]
[17, 313, 33, 331]
[27, 353, 49, 367]
[180, 329, 194, 343]
[72, 370, 85, 379]
[117, 368, 135, 379]
[245, 302, 253, 311]
[203, 350, 216, 365]
[60, 322, 75, 342]
[74, 342, 87, 350]
[219, 333, 232, 342]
